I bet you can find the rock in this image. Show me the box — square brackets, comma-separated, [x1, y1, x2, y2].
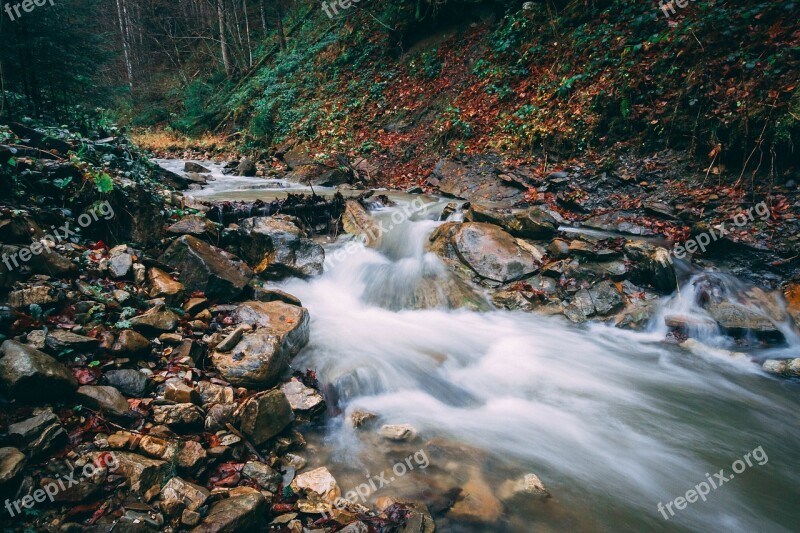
[160, 235, 253, 300]
[238, 157, 257, 176]
[44, 329, 99, 352]
[184, 162, 211, 173]
[242, 461, 281, 492]
[762, 358, 800, 377]
[76, 385, 130, 416]
[563, 289, 596, 323]
[0, 447, 26, 485]
[112, 329, 151, 355]
[212, 301, 309, 387]
[290, 467, 340, 503]
[160, 476, 210, 516]
[379, 424, 417, 442]
[430, 222, 540, 283]
[342, 200, 382, 247]
[152, 404, 205, 429]
[238, 390, 294, 446]
[0, 340, 78, 401]
[505, 207, 558, 239]
[7, 286, 59, 308]
[182, 509, 202, 527]
[175, 440, 208, 471]
[547, 238, 571, 259]
[164, 378, 201, 404]
[589, 280, 624, 315]
[109, 245, 134, 278]
[281, 378, 325, 415]
[427, 157, 525, 208]
[129, 309, 180, 333]
[167, 215, 219, 240]
[8, 411, 66, 457]
[623, 241, 677, 293]
[215, 324, 251, 352]
[105, 369, 150, 397]
[205, 404, 237, 431]
[235, 216, 325, 279]
[111, 452, 168, 496]
[784, 282, 800, 324]
[497, 473, 550, 503]
[706, 302, 784, 341]
[148, 267, 186, 305]
[184, 297, 210, 314]
[133, 263, 146, 284]
[191, 492, 267, 533]
[447, 467, 502, 523]
[680, 339, 748, 361]
[196, 381, 235, 406]
[350, 410, 377, 429]
[664, 314, 718, 331]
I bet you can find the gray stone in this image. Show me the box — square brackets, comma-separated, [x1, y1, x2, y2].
[0, 340, 78, 401]
[238, 390, 295, 446]
[76, 385, 130, 417]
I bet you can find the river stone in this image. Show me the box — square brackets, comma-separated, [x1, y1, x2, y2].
[448, 467, 503, 523]
[212, 301, 309, 387]
[290, 466, 340, 503]
[44, 329, 99, 352]
[706, 301, 783, 341]
[8, 411, 66, 457]
[109, 245, 134, 278]
[505, 207, 558, 239]
[167, 215, 219, 240]
[0, 340, 78, 401]
[239, 390, 294, 446]
[379, 424, 417, 442]
[196, 381, 235, 406]
[0, 447, 26, 485]
[238, 156, 257, 176]
[160, 235, 253, 300]
[153, 404, 205, 429]
[148, 267, 186, 305]
[497, 473, 550, 503]
[129, 309, 180, 333]
[342, 200, 382, 247]
[164, 378, 201, 404]
[242, 461, 281, 492]
[281, 378, 325, 415]
[7, 286, 59, 308]
[236, 216, 325, 278]
[161, 476, 210, 516]
[77, 385, 130, 417]
[563, 288, 596, 323]
[191, 492, 267, 533]
[105, 369, 150, 397]
[112, 329, 151, 355]
[589, 280, 624, 315]
[184, 162, 210, 173]
[427, 157, 525, 208]
[623, 240, 677, 293]
[452, 223, 540, 282]
[111, 452, 168, 496]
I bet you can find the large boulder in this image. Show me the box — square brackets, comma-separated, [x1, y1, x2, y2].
[429, 222, 540, 283]
[191, 492, 267, 533]
[427, 157, 526, 208]
[76, 385, 130, 417]
[233, 216, 324, 278]
[0, 340, 78, 401]
[160, 235, 253, 300]
[167, 215, 219, 240]
[505, 207, 559, 239]
[212, 301, 309, 387]
[623, 240, 677, 293]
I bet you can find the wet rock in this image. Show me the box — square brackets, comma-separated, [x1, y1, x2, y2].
[8, 411, 66, 457]
[497, 473, 550, 503]
[706, 302, 784, 341]
[182, 509, 202, 527]
[238, 390, 294, 446]
[160, 476, 210, 516]
[205, 403, 237, 432]
[238, 157, 256, 176]
[235, 216, 325, 279]
[547, 238, 570, 259]
[563, 289, 596, 323]
[342, 200, 382, 247]
[129, 309, 180, 333]
[165, 378, 201, 404]
[184, 162, 210, 173]
[0, 447, 26, 485]
[7, 286, 59, 308]
[350, 410, 377, 429]
[184, 297, 209, 315]
[505, 207, 558, 239]
[784, 282, 800, 324]
[109, 245, 134, 279]
[281, 378, 325, 415]
[152, 404, 205, 429]
[196, 381, 235, 407]
[148, 267, 185, 305]
[167, 215, 219, 240]
[253, 287, 302, 307]
[448, 467, 502, 523]
[290, 467, 340, 503]
[113, 329, 151, 355]
[105, 369, 150, 397]
[111, 452, 168, 496]
[0, 340, 78, 401]
[623, 241, 677, 293]
[44, 329, 98, 353]
[215, 324, 251, 352]
[175, 440, 208, 472]
[589, 280, 624, 315]
[77, 385, 130, 417]
[212, 301, 309, 387]
[242, 461, 281, 492]
[427, 157, 525, 208]
[762, 358, 800, 377]
[379, 424, 417, 442]
[191, 492, 267, 533]
[680, 339, 748, 361]
[160, 235, 253, 300]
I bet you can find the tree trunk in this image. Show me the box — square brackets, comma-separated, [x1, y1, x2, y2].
[217, 0, 233, 77]
[116, 0, 134, 89]
[243, 0, 253, 67]
[275, 1, 287, 51]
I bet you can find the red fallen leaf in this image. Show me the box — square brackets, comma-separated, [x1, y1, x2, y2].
[206, 433, 221, 448]
[73, 368, 97, 385]
[91, 241, 107, 251]
[64, 501, 103, 518]
[272, 503, 296, 513]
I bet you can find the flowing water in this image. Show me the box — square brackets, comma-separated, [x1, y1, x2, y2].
[170, 162, 800, 533]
